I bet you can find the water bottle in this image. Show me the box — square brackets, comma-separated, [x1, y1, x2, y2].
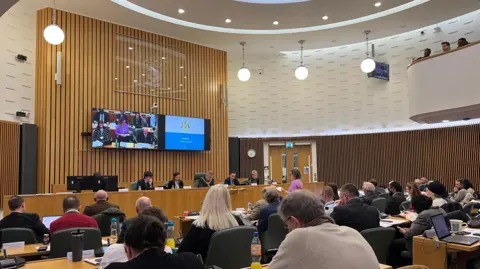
[166, 221, 175, 248]
[251, 232, 262, 268]
[110, 218, 118, 244]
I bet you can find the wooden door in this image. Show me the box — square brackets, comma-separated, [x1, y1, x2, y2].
[291, 145, 311, 182]
[269, 146, 286, 183]
[269, 144, 311, 183]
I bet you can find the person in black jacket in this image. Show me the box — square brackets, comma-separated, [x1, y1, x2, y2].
[385, 181, 406, 215]
[135, 128, 155, 144]
[0, 196, 50, 241]
[93, 109, 111, 124]
[178, 185, 244, 261]
[360, 182, 378, 205]
[137, 171, 154, 190]
[331, 183, 380, 232]
[257, 188, 281, 234]
[167, 172, 184, 189]
[105, 215, 204, 269]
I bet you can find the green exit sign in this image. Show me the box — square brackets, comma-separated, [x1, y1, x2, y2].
[286, 142, 294, 148]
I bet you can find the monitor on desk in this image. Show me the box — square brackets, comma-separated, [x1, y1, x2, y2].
[67, 176, 118, 192]
[42, 216, 61, 230]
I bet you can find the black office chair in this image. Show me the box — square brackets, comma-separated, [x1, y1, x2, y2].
[463, 203, 480, 217]
[445, 210, 470, 223]
[372, 197, 388, 213]
[92, 209, 126, 236]
[379, 193, 390, 199]
[0, 228, 37, 244]
[441, 202, 462, 213]
[49, 228, 102, 258]
[360, 227, 396, 264]
[400, 200, 411, 211]
[261, 214, 288, 262]
[205, 226, 257, 269]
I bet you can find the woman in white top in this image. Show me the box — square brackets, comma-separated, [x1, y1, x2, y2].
[425, 181, 448, 207]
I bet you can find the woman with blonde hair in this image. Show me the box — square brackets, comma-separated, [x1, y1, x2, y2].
[178, 185, 243, 260]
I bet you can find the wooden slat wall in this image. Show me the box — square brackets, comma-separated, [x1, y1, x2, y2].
[240, 124, 480, 190]
[35, 9, 228, 193]
[0, 120, 20, 207]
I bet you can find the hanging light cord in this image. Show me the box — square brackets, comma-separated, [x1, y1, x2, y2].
[300, 43, 304, 66]
[52, 0, 56, 24]
[365, 32, 370, 58]
[242, 44, 245, 67]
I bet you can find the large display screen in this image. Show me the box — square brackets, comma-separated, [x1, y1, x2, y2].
[164, 115, 207, 151]
[367, 61, 390, 81]
[91, 108, 158, 149]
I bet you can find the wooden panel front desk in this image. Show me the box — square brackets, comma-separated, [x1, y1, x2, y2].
[4, 183, 324, 225]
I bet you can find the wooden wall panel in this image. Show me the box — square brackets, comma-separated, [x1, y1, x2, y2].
[239, 139, 264, 178]
[0, 120, 20, 207]
[240, 124, 480, 190]
[35, 9, 228, 193]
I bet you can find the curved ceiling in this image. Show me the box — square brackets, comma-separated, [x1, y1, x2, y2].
[34, 0, 480, 54]
[114, 0, 424, 33]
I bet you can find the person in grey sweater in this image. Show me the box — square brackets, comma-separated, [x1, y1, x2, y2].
[451, 178, 476, 203]
[269, 190, 379, 269]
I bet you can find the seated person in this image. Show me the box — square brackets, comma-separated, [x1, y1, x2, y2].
[320, 186, 336, 215]
[330, 183, 380, 232]
[257, 188, 281, 234]
[167, 172, 184, 189]
[224, 172, 240, 186]
[92, 121, 113, 146]
[360, 182, 378, 205]
[268, 190, 379, 269]
[0, 196, 50, 241]
[369, 179, 386, 195]
[136, 127, 155, 144]
[104, 215, 204, 269]
[385, 181, 406, 215]
[115, 118, 133, 143]
[100, 207, 173, 269]
[458, 37, 469, 48]
[327, 183, 339, 200]
[178, 185, 243, 261]
[137, 171, 155, 190]
[243, 170, 260, 185]
[244, 187, 269, 221]
[93, 109, 111, 124]
[50, 196, 98, 235]
[426, 181, 449, 207]
[118, 197, 151, 243]
[195, 171, 215, 188]
[83, 190, 120, 217]
[132, 113, 146, 129]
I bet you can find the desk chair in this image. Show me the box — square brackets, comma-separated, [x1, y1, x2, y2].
[379, 193, 390, 199]
[445, 210, 469, 223]
[372, 197, 388, 213]
[261, 214, 288, 262]
[93, 210, 126, 236]
[400, 200, 411, 211]
[205, 226, 257, 269]
[0, 228, 37, 244]
[360, 227, 395, 264]
[50, 228, 102, 258]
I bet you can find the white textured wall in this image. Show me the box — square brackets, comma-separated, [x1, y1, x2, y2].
[0, 0, 37, 123]
[227, 10, 480, 137]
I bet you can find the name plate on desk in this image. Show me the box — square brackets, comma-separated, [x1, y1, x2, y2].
[184, 186, 192, 189]
[118, 188, 129, 192]
[154, 187, 164, 191]
[3, 242, 24, 249]
[251, 183, 258, 186]
[67, 249, 95, 260]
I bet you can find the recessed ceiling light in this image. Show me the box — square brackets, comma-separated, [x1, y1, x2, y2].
[225, 18, 232, 23]
[273, 21, 279, 25]
[374, 2, 382, 7]
[178, 8, 185, 14]
[134, 79, 137, 83]
[126, 65, 130, 69]
[128, 47, 133, 50]
[184, 76, 187, 79]
[114, 77, 118, 80]
[162, 57, 166, 60]
[442, 120, 450, 123]
[180, 66, 184, 69]
[142, 73, 145, 76]
[180, 84, 183, 87]
[322, 16, 328, 20]
[151, 89, 154, 91]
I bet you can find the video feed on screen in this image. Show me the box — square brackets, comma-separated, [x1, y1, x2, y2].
[92, 108, 158, 149]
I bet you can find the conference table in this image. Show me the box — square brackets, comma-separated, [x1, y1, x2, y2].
[4, 182, 324, 234]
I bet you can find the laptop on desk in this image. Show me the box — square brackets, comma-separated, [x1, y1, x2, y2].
[42, 216, 61, 230]
[430, 214, 479, 245]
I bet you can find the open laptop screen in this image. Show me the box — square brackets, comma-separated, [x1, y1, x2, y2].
[42, 216, 61, 230]
[431, 214, 450, 239]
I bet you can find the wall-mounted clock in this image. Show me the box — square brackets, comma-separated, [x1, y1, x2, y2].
[247, 149, 256, 158]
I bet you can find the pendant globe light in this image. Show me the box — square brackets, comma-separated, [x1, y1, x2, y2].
[360, 30, 375, 73]
[295, 40, 308, 80]
[43, 5, 64, 45]
[237, 42, 251, 82]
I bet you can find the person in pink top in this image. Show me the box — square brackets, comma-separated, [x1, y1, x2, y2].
[287, 168, 304, 193]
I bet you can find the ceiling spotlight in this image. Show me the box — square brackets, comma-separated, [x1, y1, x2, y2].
[442, 120, 450, 123]
[114, 78, 118, 80]
[43, 9, 65, 45]
[162, 57, 166, 60]
[374, 2, 381, 7]
[180, 84, 183, 87]
[322, 16, 328, 20]
[237, 42, 251, 82]
[178, 8, 185, 14]
[360, 30, 376, 73]
[142, 73, 145, 76]
[134, 79, 137, 83]
[128, 47, 133, 50]
[225, 18, 232, 23]
[273, 21, 279, 25]
[295, 40, 309, 80]
[126, 65, 130, 69]
[184, 76, 187, 79]
[180, 66, 184, 69]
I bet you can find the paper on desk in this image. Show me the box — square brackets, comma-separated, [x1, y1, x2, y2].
[276, 187, 283, 192]
[380, 219, 408, 227]
[67, 249, 95, 260]
[154, 187, 164, 191]
[185, 215, 200, 220]
[36, 245, 51, 251]
[2, 242, 25, 249]
[463, 228, 480, 237]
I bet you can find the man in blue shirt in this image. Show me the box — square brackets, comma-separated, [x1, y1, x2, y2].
[224, 172, 240, 186]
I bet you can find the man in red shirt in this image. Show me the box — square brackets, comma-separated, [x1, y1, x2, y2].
[50, 196, 98, 235]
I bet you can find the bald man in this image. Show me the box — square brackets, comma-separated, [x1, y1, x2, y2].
[361, 182, 379, 205]
[83, 190, 119, 217]
[118, 196, 152, 243]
